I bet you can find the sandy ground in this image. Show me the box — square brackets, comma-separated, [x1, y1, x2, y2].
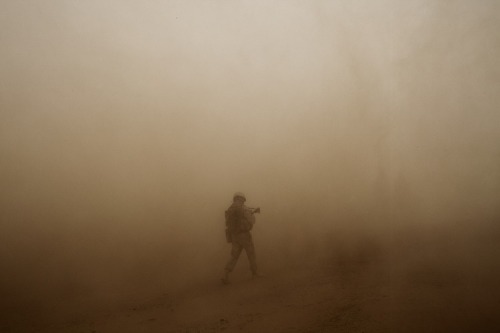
[6, 252, 499, 333]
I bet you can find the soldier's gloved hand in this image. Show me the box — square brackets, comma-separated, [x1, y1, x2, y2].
[254, 207, 261, 214]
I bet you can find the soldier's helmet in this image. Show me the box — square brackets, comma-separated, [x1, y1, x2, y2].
[233, 192, 246, 201]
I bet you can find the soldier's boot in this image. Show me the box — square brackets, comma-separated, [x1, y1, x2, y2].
[251, 271, 263, 279]
[221, 271, 230, 285]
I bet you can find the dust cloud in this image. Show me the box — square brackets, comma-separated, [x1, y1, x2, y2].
[1, 0, 499, 330]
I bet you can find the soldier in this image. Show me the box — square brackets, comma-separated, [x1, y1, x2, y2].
[222, 192, 261, 284]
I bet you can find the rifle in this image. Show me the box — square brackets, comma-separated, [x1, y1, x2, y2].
[247, 207, 261, 214]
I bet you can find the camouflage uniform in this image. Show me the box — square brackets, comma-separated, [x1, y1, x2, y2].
[224, 203, 257, 274]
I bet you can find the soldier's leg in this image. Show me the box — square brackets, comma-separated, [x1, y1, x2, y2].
[244, 239, 258, 275]
[225, 241, 243, 273]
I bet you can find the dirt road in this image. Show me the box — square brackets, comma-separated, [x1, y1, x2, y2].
[12, 254, 498, 333]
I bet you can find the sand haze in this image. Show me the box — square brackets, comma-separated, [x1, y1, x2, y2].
[1, 1, 499, 331]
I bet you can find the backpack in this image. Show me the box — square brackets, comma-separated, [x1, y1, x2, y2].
[225, 208, 236, 230]
[224, 205, 255, 243]
[224, 209, 234, 243]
